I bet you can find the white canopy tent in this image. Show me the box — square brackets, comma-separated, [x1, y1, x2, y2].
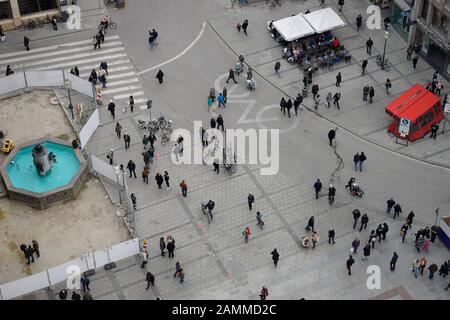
[272, 14, 315, 42]
[302, 7, 346, 34]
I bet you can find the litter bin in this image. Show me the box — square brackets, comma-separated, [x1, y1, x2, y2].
[302, 86, 308, 98]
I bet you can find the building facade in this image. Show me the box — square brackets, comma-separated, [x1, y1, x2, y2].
[410, 0, 450, 78]
[0, 0, 61, 31]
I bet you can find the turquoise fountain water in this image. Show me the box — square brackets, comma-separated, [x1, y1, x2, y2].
[6, 141, 80, 193]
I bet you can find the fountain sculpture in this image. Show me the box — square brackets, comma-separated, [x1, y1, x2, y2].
[31, 143, 57, 176]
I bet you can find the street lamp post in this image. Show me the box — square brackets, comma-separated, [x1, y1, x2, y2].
[381, 30, 389, 70]
[114, 165, 122, 205]
[64, 79, 74, 120]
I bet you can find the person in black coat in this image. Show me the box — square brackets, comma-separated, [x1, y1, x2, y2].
[346, 255, 355, 275]
[361, 59, 368, 75]
[312, 83, 319, 99]
[328, 129, 336, 146]
[226, 68, 237, 84]
[369, 87, 375, 103]
[328, 229, 335, 244]
[356, 14, 362, 31]
[390, 252, 398, 271]
[294, 94, 303, 116]
[352, 209, 361, 230]
[359, 214, 369, 232]
[353, 153, 360, 172]
[328, 185, 336, 204]
[386, 198, 395, 214]
[127, 160, 136, 178]
[156, 69, 164, 84]
[24, 36, 30, 51]
[155, 173, 164, 189]
[306, 216, 315, 232]
[71, 291, 81, 300]
[167, 241, 175, 258]
[285, 99, 292, 118]
[313, 179, 322, 199]
[362, 243, 371, 261]
[280, 97, 286, 114]
[407, 211, 415, 226]
[216, 114, 224, 131]
[271, 249, 279, 268]
[382, 223, 389, 240]
[210, 117, 216, 129]
[393, 203, 402, 219]
[146, 272, 155, 289]
[247, 193, 255, 211]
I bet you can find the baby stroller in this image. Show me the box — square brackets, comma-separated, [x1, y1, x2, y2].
[234, 62, 244, 75]
[246, 78, 256, 91]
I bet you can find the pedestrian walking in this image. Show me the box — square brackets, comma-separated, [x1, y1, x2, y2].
[369, 230, 377, 249]
[363, 85, 369, 101]
[361, 59, 368, 75]
[124, 133, 131, 150]
[108, 100, 116, 119]
[382, 223, 389, 240]
[24, 36, 30, 51]
[359, 213, 369, 232]
[390, 252, 399, 271]
[312, 83, 319, 100]
[286, 99, 292, 117]
[328, 129, 336, 146]
[311, 231, 319, 249]
[333, 92, 341, 110]
[351, 238, 361, 254]
[412, 55, 418, 69]
[100, 61, 108, 76]
[356, 14, 362, 31]
[376, 225, 383, 243]
[5, 65, 13, 76]
[162, 171, 170, 189]
[142, 167, 149, 184]
[415, 235, 425, 253]
[431, 225, 438, 243]
[406, 46, 413, 60]
[274, 61, 281, 78]
[248, 193, 255, 211]
[95, 33, 102, 48]
[358, 152, 366, 171]
[180, 180, 188, 197]
[20, 244, 27, 258]
[412, 259, 420, 278]
[429, 263, 438, 279]
[256, 211, 264, 229]
[127, 160, 137, 178]
[115, 122, 122, 139]
[419, 256, 427, 276]
[259, 287, 269, 300]
[386, 198, 395, 214]
[352, 209, 361, 230]
[439, 261, 449, 277]
[338, 0, 344, 11]
[155, 69, 164, 84]
[271, 249, 279, 268]
[423, 238, 430, 252]
[366, 37, 373, 55]
[328, 229, 335, 244]
[353, 153, 360, 172]
[236, 22, 242, 33]
[32, 240, 40, 258]
[155, 173, 164, 189]
[167, 236, 175, 258]
[325, 92, 332, 108]
[146, 272, 155, 289]
[226, 68, 238, 84]
[107, 148, 114, 165]
[242, 19, 248, 36]
[80, 275, 90, 293]
[362, 243, 371, 261]
[294, 93, 303, 116]
[218, 93, 226, 109]
[407, 211, 415, 227]
[217, 114, 224, 131]
[313, 178, 322, 199]
[131, 193, 137, 210]
[280, 97, 286, 115]
[89, 69, 97, 85]
[347, 255, 355, 275]
[430, 123, 439, 140]
[25, 245, 35, 265]
[400, 223, 408, 243]
[385, 79, 392, 94]
[174, 261, 183, 278]
[335, 72, 342, 87]
[328, 184, 336, 205]
[213, 158, 220, 174]
[369, 86, 374, 103]
[306, 216, 315, 232]
[243, 226, 251, 243]
[393, 203, 402, 219]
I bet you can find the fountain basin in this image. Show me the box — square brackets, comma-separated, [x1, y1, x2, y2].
[0, 138, 88, 209]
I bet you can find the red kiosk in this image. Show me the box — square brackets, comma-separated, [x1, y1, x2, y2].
[385, 84, 444, 141]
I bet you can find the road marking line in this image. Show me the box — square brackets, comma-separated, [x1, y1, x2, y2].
[103, 78, 139, 87]
[74, 61, 132, 73]
[113, 91, 145, 100]
[0, 41, 123, 66]
[35, 53, 128, 70]
[102, 85, 142, 94]
[9, 47, 125, 69]
[137, 21, 207, 75]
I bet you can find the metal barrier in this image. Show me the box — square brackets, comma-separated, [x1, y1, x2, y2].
[0, 238, 139, 300]
[0, 70, 95, 100]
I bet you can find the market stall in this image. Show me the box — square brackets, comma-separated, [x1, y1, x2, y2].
[271, 14, 315, 42]
[302, 7, 346, 34]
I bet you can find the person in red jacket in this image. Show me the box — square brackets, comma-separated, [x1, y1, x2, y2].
[259, 287, 269, 300]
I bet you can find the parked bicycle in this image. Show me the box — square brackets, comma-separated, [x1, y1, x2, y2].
[18, 20, 44, 31]
[376, 55, 391, 72]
